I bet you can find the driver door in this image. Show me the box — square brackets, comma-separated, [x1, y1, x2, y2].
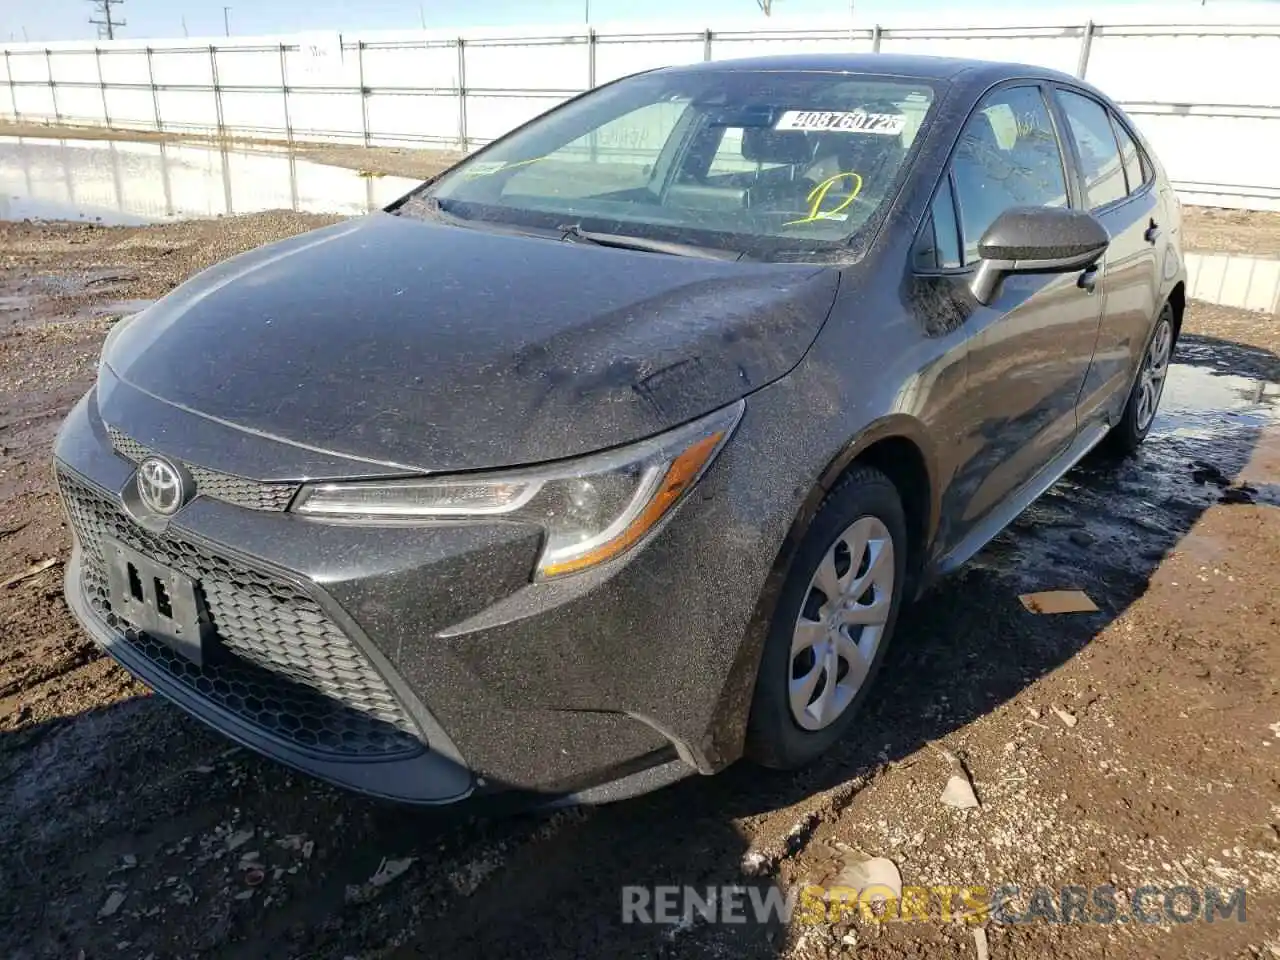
[912, 83, 1104, 556]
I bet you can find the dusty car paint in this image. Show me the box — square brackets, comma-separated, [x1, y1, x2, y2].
[101, 216, 840, 474]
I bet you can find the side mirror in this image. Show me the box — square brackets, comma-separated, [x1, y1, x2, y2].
[969, 206, 1110, 305]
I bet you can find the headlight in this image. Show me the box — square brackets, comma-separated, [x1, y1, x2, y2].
[293, 401, 744, 578]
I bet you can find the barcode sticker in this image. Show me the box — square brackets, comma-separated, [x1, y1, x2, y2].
[774, 110, 906, 135]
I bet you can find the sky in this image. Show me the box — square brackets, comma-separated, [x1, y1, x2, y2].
[0, 0, 1250, 43]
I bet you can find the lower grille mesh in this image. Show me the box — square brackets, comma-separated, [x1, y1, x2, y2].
[58, 468, 423, 759]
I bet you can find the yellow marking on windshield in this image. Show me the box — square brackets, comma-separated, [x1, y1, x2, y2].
[784, 172, 864, 226]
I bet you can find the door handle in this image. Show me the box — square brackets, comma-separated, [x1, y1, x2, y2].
[1078, 264, 1100, 294]
[1144, 218, 1160, 244]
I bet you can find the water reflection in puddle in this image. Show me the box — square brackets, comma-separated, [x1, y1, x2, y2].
[1155, 338, 1280, 439]
[0, 137, 422, 224]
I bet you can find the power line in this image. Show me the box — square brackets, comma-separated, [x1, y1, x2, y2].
[87, 0, 126, 40]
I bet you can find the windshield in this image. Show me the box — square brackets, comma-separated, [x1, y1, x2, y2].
[421, 70, 937, 260]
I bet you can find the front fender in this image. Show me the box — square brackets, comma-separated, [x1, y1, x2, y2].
[700, 373, 940, 768]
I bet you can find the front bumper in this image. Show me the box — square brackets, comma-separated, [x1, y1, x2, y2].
[62, 543, 480, 802]
[53, 384, 795, 805]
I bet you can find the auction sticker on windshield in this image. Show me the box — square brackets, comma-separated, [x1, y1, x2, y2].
[775, 110, 906, 135]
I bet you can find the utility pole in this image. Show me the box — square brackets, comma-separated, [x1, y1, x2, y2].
[88, 0, 126, 40]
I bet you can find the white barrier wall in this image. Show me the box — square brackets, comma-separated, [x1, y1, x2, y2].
[1185, 251, 1280, 313]
[2, 5, 1279, 210]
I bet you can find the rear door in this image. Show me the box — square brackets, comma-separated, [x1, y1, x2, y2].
[1050, 87, 1162, 431]
[910, 82, 1103, 555]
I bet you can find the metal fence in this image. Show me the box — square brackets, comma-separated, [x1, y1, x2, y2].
[3, 18, 1280, 209]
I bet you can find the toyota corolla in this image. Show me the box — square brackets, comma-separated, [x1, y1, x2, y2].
[55, 54, 1184, 805]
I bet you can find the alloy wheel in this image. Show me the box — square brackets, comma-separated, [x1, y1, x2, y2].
[1135, 312, 1174, 432]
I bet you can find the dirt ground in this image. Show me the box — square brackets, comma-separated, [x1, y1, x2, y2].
[1, 212, 1278, 960]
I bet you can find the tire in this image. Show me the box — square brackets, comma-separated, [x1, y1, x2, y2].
[1104, 301, 1176, 456]
[745, 465, 909, 770]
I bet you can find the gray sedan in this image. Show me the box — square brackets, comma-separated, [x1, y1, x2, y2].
[55, 53, 1184, 805]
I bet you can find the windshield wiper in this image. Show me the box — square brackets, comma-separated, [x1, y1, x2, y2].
[558, 223, 742, 261]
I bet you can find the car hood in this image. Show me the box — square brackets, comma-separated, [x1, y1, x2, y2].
[102, 213, 839, 474]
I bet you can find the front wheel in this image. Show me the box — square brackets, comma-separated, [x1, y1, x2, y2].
[745, 466, 908, 770]
[1105, 302, 1175, 455]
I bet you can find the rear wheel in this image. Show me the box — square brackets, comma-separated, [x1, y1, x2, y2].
[1105, 302, 1175, 455]
[745, 466, 908, 769]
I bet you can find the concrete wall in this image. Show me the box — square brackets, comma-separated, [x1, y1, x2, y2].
[1185, 251, 1280, 313]
[2, 4, 1279, 210]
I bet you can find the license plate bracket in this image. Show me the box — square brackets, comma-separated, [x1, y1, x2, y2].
[104, 537, 211, 666]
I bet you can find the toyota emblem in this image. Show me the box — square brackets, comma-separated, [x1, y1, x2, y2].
[136, 456, 190, 516]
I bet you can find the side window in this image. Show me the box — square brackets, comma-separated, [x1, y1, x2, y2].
[914, 177, 962, 271]
[1056, 90, 1127, 209]
[1110, 115, 1147, 195]
[950, 85, 1069, 264]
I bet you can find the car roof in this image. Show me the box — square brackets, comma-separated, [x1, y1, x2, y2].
[659, 52, 1079, 86]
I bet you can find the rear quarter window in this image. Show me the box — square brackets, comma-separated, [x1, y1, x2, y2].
[1110, 116, 1148, 194]
[1056, 90, 1128, 209]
